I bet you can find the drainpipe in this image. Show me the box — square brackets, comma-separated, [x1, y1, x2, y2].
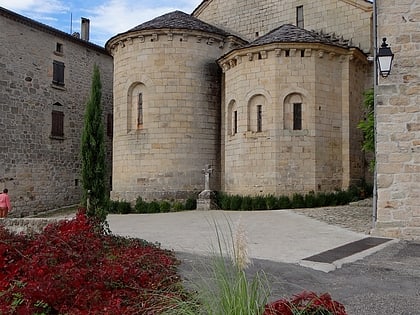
[372, 0, 378, 229]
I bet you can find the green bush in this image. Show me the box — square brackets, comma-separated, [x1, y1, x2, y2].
[135, 197, 148, 213]
[304, 192, 317, 208]
[219, 193, 231, 210]
[107, 200, 119, 214]
[277, 196, 291, 209]
[117, 201, 132, 214]
[265, 195, 278, 210]
[185, 198, 197, 210]
[147, 201, 161, 213]
[230, 195, 243, 210]
[252, 195, 266, 210]
[173, 202, 185, 212]
[241, 196, 253, 210]
[316, 192, 328, 207]
[291, 193, 305, 209]
[159, 201, 171, 213]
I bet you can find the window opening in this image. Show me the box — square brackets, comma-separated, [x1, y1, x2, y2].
[56, 43, 63, 53]
[52, 60, 65, 86]
[137, 93, 143, 126]
[296, 6, 304, 28]
[293, 103, 302, 130]
[257, 105, 262, 132]
[107, 113, 113, 137]
[233, 110, 238, 135]
[51, 110, 64, 137]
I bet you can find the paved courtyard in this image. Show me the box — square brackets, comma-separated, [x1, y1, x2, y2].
[107, 201, 420, 314]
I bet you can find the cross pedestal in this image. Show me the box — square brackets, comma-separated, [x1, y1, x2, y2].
[197, 164, 217, 210]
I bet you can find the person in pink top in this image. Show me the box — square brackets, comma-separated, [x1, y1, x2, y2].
[0, 188, 11, 218]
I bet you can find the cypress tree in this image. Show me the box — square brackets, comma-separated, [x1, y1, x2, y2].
[81, 64, 107, 222]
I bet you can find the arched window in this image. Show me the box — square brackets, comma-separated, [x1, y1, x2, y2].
[247, 95, 266, 132]
[284, 93, 303, 130]
[127, 83, 146, 131]
[227, 100, 238, 136]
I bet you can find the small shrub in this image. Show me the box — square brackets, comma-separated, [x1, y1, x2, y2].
[230, 195, 243, 210]
[291, 193, 305, 209]
[264, 291, 347, 315]
[265, 195, 278, 210]
[220, 193, 231, 210]
[148, 201, 161, 213]
[117, 200, 132, 214]
[107, 200, 119, 214]
[185, 198, 197, 210]
[277, 196, 291, 209]
[0, 211, 187, 314]
[315, 192, 328, 207]
[326, 192, 338, 206]
[252, 195, 266, 210]
[159, 201, 171, 213]
[304, 192, 317, 208]
[241, 196, 253, 210]
[135, 197, 148, 213]
[173, 202, 185, 212]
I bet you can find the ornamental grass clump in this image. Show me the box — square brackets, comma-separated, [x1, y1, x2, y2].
[179, 218, 270, 315]
[0, 210, 190, 314]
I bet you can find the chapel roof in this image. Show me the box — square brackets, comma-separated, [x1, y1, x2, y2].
[127, 10, 231, 37]
[246, 24, 353, 49]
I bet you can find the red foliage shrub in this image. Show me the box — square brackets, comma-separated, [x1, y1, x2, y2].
[0, 211, 187, 314]
[264, 290, 347, 315]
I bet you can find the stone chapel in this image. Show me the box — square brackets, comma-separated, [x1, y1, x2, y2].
[106, 0, 374, 202]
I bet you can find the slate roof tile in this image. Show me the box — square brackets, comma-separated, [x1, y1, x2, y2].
[247, 24, 352, 49]
[128, 10, 231, 37]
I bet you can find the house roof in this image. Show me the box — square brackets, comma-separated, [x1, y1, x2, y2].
[0, 6, 109, 54]
[245, 24, 354, 49]
[127, 10, 231, 37]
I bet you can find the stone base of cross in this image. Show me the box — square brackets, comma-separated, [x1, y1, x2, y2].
[197, 164, 217, 210]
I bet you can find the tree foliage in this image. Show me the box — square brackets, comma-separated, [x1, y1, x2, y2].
[81, 65, 107, 222]
[357, 88, 375, 170]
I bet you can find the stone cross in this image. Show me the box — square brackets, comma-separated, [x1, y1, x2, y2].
[202, 164, 213, 191]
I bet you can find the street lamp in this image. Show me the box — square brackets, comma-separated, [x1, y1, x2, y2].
[377, 38, 394, 78]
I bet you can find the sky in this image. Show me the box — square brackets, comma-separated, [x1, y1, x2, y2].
[0, 0, 203, 47]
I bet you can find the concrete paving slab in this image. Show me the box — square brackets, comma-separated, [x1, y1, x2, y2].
[107, 210, 393, 270]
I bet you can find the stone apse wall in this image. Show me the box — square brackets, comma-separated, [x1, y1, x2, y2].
[375, 0, 420, 239]
[0, 10, 113, 216]
[219, 42, 369, 196]
[107, 28, 243, 202]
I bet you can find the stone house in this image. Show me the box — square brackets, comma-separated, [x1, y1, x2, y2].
[0, 7, 113, 216]
[106, 0, 374, 202]
[374, 0, 420, 239]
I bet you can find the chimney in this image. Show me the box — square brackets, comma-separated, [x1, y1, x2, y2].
[81, 17, 90, 41]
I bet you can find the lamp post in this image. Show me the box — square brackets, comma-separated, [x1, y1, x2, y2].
[376, 38, 394, 78]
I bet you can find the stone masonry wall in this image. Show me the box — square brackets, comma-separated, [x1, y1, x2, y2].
[194, 0, 372, 53]
[0, 11, 113, 216]
[220, 43, 369, 196]
[374, 0, 420, 239]
[108, 30, 239, 203]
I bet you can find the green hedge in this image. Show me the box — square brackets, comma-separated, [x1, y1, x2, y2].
[214, 182, 372, 211]
[107, 197, 197, 214]
[106, 182, 372, 214]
